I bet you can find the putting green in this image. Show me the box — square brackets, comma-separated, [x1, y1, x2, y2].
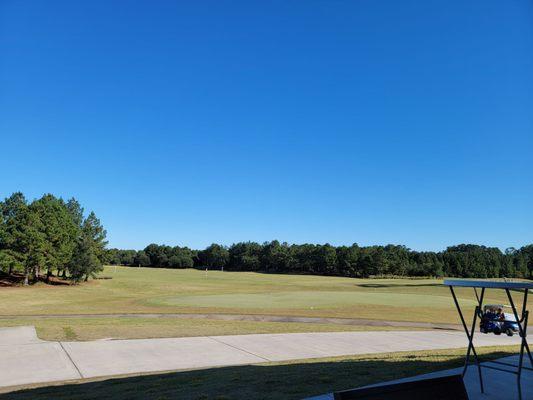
[151, 290, 477, 310]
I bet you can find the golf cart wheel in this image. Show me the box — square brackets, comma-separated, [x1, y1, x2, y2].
[506, 329, 514, 337]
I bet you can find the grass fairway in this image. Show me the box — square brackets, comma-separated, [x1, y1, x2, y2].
[0, 346, 518, 400]
[0, 266, 518, 340]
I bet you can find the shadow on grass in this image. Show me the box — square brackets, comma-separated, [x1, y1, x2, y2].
[356, 283, 443, 288]
[0, 272, 24, 287]
[0, 272, 71, 287]
[0, 350, 515, 400]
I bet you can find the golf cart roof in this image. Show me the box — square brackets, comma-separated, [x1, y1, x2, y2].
[484, 304, 510, 309]
[444, 279, 533, 290]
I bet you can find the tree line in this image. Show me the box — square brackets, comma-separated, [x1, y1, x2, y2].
[3, 191, 531, 282]
[107, 241, 533, 279]
[0, 192, 107, 284]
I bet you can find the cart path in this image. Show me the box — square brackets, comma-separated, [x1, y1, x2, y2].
[0, 326, 520, 391]
[0, 312, 461, 331]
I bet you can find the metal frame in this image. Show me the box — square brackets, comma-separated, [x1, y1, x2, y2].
[447, 281, 533, 400]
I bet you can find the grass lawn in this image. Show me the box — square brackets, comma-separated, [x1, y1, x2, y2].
[0, 317, 418, 341]
[0, 266, 522, 340]
[0, 346, 518, 400]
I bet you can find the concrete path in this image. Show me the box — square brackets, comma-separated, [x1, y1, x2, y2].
[0, 327, 81, 387]
[0, 326, 521, 390]
[308, 354, 533, 400]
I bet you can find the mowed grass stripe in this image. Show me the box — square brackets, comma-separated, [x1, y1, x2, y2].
[149, 290, 470, 309]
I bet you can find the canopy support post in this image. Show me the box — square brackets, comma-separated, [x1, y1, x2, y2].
[449, 286, 485, 393]
[505, 288, 533, 400]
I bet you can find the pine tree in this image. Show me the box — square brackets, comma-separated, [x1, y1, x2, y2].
[61, 198, 84, 278]
[70, 211, 108, 282]
[31, 195, 79, 281]
[14, 206, 46, 285]
[0, 192, 28, 275]
[69, 234, 101, 282]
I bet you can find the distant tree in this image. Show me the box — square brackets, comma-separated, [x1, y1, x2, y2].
[134, 250, 151, 267]
[261, 241, 292, 272]
[442, 244, 505, 278]
[289, 244, 316, 273]
[336, 244, 361, 277]
[112, 239, 533, 280]
[144, 243, 172, 267]
[106, 249, 138, 266]
[105, 248, 121, 265]
[119, 250, 137, 265]
[199, 244, 229, 269]
[228, 242, 261, 271]
[168, 246, 194, 268]
[408, 251, 444, 277]
[315, 244, 337, 275]
[519, 245, 533, 277]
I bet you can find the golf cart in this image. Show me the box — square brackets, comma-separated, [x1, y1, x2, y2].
[480, 304, 519, 336]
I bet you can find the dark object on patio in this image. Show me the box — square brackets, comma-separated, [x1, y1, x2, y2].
[333, 374, 469, 400]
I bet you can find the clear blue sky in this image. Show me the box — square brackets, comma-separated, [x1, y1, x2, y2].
[1, 0, 532, 251]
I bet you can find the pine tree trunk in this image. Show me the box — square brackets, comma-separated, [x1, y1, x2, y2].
[8, 265, 13, 275]
[23, 269, 30, 286]
[46, 268, 52, 283]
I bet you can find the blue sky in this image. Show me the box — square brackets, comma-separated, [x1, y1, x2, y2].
[1, 0, 532, 251]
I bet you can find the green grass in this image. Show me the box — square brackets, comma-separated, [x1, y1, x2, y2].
[0, 346, 518, 400]
[0, 266, 520, 340]
[151, 290, 464, 309]
[0, 317, 416, 341]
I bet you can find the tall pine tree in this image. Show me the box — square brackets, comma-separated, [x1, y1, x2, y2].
[70, 212, 107, 282]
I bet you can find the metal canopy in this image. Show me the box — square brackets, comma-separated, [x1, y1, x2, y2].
[444, 279, 533, 290]
[445, 279, 533, 400]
